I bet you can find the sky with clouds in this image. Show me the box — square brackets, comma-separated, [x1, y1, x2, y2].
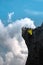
[0, 18, 35, 65]
[0, 0, 43, 26]
[0, 0, 43, 65]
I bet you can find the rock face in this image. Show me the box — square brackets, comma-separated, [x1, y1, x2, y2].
[22, 24, 43, 65]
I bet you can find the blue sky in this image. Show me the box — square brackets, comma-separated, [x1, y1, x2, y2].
[0, 0, 43, 26]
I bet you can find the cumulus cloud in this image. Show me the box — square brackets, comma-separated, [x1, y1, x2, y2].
[0, 56, 4, 65]
[0, 18, 35, 65]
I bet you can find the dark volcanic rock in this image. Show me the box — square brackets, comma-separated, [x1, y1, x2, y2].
[22, 24, 43, 65]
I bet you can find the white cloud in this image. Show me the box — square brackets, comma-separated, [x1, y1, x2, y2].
[8, 12, 14, 19]
[24, 9, 43, 15]
[0, 56, 4, 65]
[0, 18, 35, 65]
[8, 12, 14, 22]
